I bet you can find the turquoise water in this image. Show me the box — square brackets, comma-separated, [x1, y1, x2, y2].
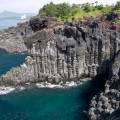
[0, 18, 102, 120]
[0, 82, 95, 120]
[0, 18, 20, 30]
[0, 52, 103, 120]
[0, 51, 26, 75]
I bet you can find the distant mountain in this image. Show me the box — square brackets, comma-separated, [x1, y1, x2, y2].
[0, 11, 35, 19]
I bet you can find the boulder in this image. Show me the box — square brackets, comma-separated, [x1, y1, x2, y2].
[29, 16, 48, 32]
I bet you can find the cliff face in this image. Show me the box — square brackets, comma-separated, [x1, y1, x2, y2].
[1, 16, 119, 85]
[89, 51, 120, 120]
[0, 16, 119, 119]
[23, 16, 120, 83]
[0, 22, 30, 53]
[25, 16, 120, 119]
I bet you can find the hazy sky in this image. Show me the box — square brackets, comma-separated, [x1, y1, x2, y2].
[0, 0, 119, 13]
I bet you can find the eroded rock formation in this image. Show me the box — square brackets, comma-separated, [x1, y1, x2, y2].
[89, 51, 120, 120]
[0, 16, 120, 84]
[0, 15, 120, 119]
[0, 21, 32, 53]
[23, 16, 120, 83]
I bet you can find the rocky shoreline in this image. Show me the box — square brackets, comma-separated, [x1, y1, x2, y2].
[0, 22, 30, 53]
[0, 56, 91, 95]
[89, 51, 120, 120]
[0, 15, 120, 119]
[0, 80, 91, 95]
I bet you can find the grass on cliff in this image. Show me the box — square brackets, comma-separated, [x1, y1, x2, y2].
[39, 1, 120, 21]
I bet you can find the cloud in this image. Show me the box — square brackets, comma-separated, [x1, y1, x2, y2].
[0, 0, 119, 13]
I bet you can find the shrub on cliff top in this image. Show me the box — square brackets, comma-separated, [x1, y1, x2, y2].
[39, 2, 120, 21]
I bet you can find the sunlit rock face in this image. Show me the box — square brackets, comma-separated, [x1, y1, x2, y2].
[26, 16, 120, 119]
[0, 16, 119, 87]
[23, 16, 120, 83]
[0, 26, 27, 53]
[0, 14, 119, 119]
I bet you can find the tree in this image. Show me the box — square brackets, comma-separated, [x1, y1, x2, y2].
[56, 3, 71, 19]
[96, 4, 104, 10]
[39, 2, 58, 17]
[39, 2, 71, 19]
[115, 1, 120, 10]
[39, 1, 119, 20]
[82, 3, 92, 13]
[95, 1, 98, 7]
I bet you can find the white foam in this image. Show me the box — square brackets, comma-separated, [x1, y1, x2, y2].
[0, 78, 91, 95]
[36, 81, 80, 89]
[16, 86, 26, 91]
[0, 86, 15, 95]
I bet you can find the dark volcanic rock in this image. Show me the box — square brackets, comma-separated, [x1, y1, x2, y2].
[0, 15, 120, 119]
[106, 109, 120, 120]
[89, 51, 120, 120]
[29, 16, 62, 32]
[23, 16, 120, 83]
[29, 16, 48, 32]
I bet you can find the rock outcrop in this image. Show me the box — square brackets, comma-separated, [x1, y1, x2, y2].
[89, 51, 120, 120]
[0, 22, 30, 53]
[0, 15, 120, 119]
[0, 16, 120, 85]
[23, 16, 120, 83]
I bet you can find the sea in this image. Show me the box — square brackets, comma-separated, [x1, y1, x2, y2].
[0, 18, 101, 120]
[0, 17, 20, 30]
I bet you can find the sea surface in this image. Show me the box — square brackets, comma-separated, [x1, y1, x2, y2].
[0, 17, 20, 30]
[0, 82, 95, 120]
[0, 51, 26, 75]
[0, 19, 101, 120]
[0, 51, 102, 120]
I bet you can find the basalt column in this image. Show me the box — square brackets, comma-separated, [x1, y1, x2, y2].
[66, 47, 71, 80]
[31, 44, 39, 79]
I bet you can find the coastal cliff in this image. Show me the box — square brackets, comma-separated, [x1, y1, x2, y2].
[0, 15, 120, 119]
[0, 16, 120, 85]
[24, 16, 120, 82]
[89, 51, 120, 120]
[0, 22, 30, 53]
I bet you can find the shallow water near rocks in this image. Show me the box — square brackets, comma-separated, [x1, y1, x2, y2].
[0, 51, 101, 120]
[0, 51, 26, 75]
[0, 18, 19, 30]
[0, 82, 93, 120]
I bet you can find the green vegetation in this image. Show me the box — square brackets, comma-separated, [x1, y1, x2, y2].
[39, 1, 120, 20]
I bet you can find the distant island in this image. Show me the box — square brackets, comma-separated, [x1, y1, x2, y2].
[0, 11, 35, 30]
[0, 11, 35, 19]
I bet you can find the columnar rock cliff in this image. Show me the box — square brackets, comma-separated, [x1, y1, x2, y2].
[0, 16, 120, 119]
[24, 16, 120, 119]
[23, 16, 120, 83]
[89, 51, 120, 120]
[0, 16, 120, 85]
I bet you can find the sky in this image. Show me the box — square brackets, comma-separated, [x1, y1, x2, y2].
[0, 0, 119, 13]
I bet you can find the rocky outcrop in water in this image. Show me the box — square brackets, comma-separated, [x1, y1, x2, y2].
[89, 51, 120, 120]
[0, 56, 35, 86]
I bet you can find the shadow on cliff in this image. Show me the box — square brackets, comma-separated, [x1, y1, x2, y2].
[74, 59, 113, 120]
[106, 109, 120, 120]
